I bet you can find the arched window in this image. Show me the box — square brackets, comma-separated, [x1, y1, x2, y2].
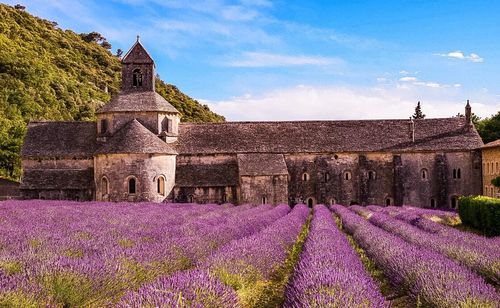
[324, 172, 330, 182]
[161, 117, 173, 132]
[128, 178, 136, 194]
[132, 69, 143, 87]
[452, 169, 457, 179]
[451, 196, 458, 209]
[100, 119, 108, 134]
[188, 195, 194, 203]
[222, 194, 227, 203]
[157, 176, 165, 196]
[101, 177, 109, 195]
[262, 196, 267, 204]
[385, 197, 393, 206]
[368, 170, 376, 180]
[421, 169, 428, 180]
[302, 173, 309, 181]
[343, 171, 352, 181]
[307, 198, 314, 208]
[457, 168, 461, 179]
[330, 198, 336, 205]
[430, 198, 436, 208]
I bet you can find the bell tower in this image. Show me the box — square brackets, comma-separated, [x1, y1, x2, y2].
[121, 36, 155, 92]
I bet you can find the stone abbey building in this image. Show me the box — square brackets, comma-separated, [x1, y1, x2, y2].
[21, 39, 484, 208]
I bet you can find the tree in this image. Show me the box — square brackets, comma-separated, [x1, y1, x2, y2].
[492, 176, 500, 188]
[101, 41, 112, 50]
[475, 112, 500, 144]
[79, 32, 106, 44]
[116, 49, 123, 58]
[14, 4, 25, 10]
[412, 101, 425, 119]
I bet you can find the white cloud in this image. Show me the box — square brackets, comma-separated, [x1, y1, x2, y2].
[399, 76, 418, 82]
[435, 51, 484, 63]
[203, 85, 499, 121]
[224, 52, 342, 67]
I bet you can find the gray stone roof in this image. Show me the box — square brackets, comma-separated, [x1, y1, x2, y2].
[176, 117, 484, 154]
[97, 91, 179, 114]
[22, 122, 97, 158]
[122, 39, 154, 64]
[238, 153, 288, 176]
[482, 139, 500, 149]
[95, 119, 177, 155]
[20, 169, 94, 190]
[175, 162, 239, 187]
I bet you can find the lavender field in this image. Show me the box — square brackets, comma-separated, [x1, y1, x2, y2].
[0, 200, 498, 307]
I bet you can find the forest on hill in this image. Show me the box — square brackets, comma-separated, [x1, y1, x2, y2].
[0, 4, 225, 181]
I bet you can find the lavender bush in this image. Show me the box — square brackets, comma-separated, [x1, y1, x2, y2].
[0, 200, 288, 306]
[202, 204, 309, 307]
[332, 205, 499, 307]
[285, 205, 386, 307]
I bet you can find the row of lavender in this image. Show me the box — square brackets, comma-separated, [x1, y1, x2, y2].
[353, 205, 500, 284]
[333, 205, 499, 307]
[120, 204, 310, 307]
[0, 200, 290, 306]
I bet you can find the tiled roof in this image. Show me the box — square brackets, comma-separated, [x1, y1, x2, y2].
[20, 169, 94, 190]
[22, 122, 97, 158]
[97, 91, 179, 113]
[122, 39, 154, 64]
[482, 139, 500, 149]
[176, 117, 484, 154]
[95, 119, 177, 155]
[237, 153, 288, 176]
[175, 162, 239, 187]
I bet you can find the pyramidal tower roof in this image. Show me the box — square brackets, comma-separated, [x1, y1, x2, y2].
[96, 119, 177, 155]
[122, 35, 154, 64]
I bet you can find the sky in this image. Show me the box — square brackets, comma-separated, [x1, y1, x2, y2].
[5, 0, 500, 120]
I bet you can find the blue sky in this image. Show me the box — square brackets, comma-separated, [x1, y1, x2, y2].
[5, 0, 500, 120]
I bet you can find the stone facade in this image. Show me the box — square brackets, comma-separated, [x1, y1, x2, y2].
[482, 139, 500, 198]
[20, 39, 485, 208]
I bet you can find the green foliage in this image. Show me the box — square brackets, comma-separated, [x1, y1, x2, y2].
[492, 176, 500, 188]
[0, 291, 38, 308]
[458, 196, 500, 236]
[155, 78, 225, 123]
[0, 4, 224, 181]
[474, 111, 500, 144]
[412, 101, 425, 119]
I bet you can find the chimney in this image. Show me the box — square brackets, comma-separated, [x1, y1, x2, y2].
[465, 100, 472, 125]
[409, 117, 415, 142]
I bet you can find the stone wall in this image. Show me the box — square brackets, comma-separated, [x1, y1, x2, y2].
[482, 147, 499, 197]
[94, 153, 176, 202]
[240, 175, 288, 205]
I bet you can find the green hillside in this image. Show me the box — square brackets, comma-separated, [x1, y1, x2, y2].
[0, 4, 224, 181]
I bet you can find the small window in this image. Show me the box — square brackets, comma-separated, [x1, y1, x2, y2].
[307, 198, 314, 208]
[324, 172, 330, 182]
[101, 177, 109, 195]
[188, 195, 194, 203]
[222, 194, 227, 203]
[262, 196, 267, 204]
[157, 176, 165, 196]
[128, 178, 136, 194]
[457, 168, 461, 179]
[385, 198, 392, 206]
[343, 171, 352, 181]
[421, 169, 428, 180]
[330, 198, 336, 205]
[302, 173, 309, 181]
[430, 198, 436, 208]
[451, 196, 458, 209]
[132, 68, 143, 87]
[100, 119, 108, 134]
[452, 169, 457, 179]
[368, 171, 376, 180]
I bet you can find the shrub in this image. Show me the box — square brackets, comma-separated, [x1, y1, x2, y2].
[458, 196, 500, 236]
